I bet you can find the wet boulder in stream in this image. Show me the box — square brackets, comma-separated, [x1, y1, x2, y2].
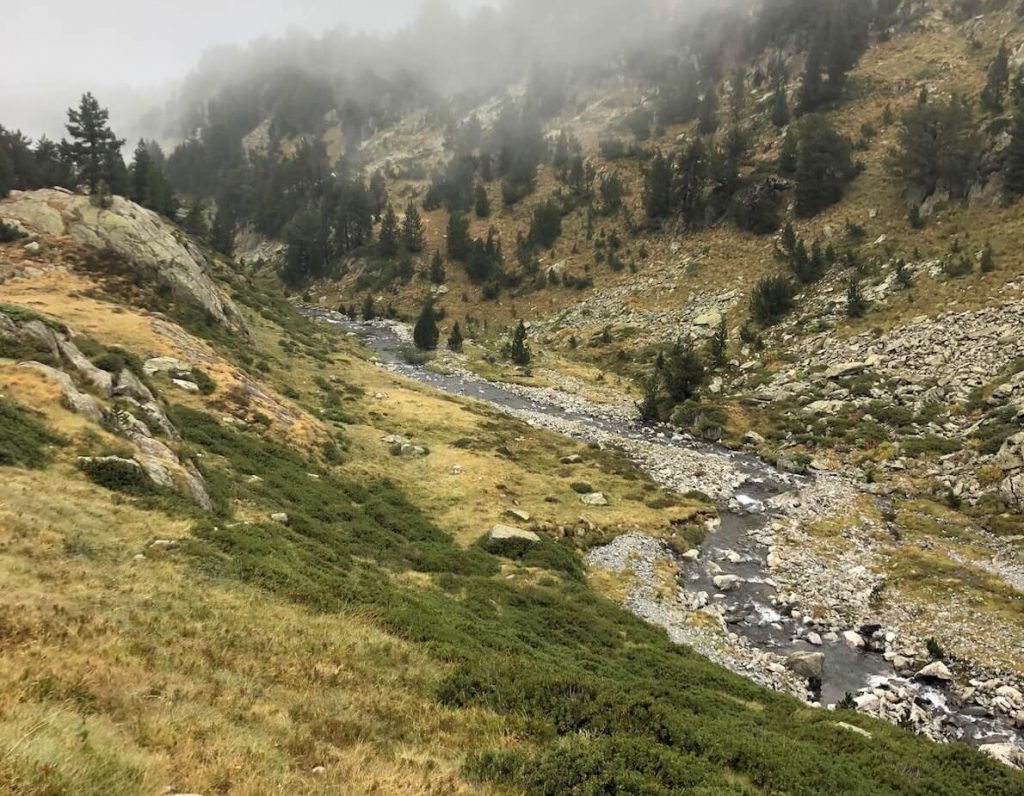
[786, 651, 825, 682]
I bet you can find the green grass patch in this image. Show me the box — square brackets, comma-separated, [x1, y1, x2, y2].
[167, 404, 1024, 795]
[900, 435, 962, 458]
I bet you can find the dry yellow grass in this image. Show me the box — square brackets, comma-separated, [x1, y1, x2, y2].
[0, 465, 508, 795]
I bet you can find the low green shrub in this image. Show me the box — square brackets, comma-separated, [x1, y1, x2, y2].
[0, 399, 60, 468]
[78, 457, 158, 496]
[479, 534, 583, 580]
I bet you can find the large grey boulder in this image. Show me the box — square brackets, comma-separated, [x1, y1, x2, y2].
[914, 661, 953, 682]
[19, 320, 61, 359]
[825, 362, 869, 380]
[487, 525, 541, 545]
[114, 368, 155, 402]
[581, 492, 609, 506]
[713, 574, 743, 592]
[1001, 474, 1024, 511]
[1, 189, 250, 340]
[993, 432, 1024, 472]
[786, 651, 825, 681]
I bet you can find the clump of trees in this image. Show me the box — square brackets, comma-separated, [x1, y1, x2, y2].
[889, 94, 981, 201]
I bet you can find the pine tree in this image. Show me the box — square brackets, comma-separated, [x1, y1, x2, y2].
[794, 114, 855, 216]
[428, 250, 446, 284]
[769, 55, 790, 128]
[799, 39, 825, 113]
[446, 211, 471, 260]
[643, 150, 674, 219]
[127, 140, 176, 216]
[529, 199, 562, 248]
[369, 170, 388, 219]
[637, 374, 661, 424]
[362, 295, 376, 321]
[379, 204, 400, 256]
[663, 340, 705, 402]
[698, 82, 719, 135]
[980, 242, 995, 273]
[730, 68, 746, 120]
[413, 300, 439, 350]
[889, 95, 980, 198]
[129, 140, 153, 206]
[401, 202, 425, 252]
[65, 93, 125, 193]
[706, 319, 728, 367]
[1006, 104, 1024, 194]
[447, 321, 464, 352]
[846, 277, 868, 318]
[981, 41, 1011, 113]
[475, 182, 490, 217]
[183, 199, 209, 239]
[778, 127, 798, 176]
[779, 221, 798, 257]
[211, 207, 236, 257]
[509, 321, 531, 366]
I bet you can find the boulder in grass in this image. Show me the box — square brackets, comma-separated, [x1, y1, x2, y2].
[487, 525, 540, 545]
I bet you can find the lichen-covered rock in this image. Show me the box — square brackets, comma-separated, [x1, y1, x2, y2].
[21, 361, 104, 421]
[0, 189, 250, 340]
[57, 338, 112, 394]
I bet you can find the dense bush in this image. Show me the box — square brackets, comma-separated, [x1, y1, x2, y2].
[479, 534, 583, 580]
[0, 220, 26, 243]
[78, 456, 157, 495]
[750, 275, 796, 325]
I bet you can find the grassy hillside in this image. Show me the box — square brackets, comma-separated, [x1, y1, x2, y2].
[2, 194, 1022, 793]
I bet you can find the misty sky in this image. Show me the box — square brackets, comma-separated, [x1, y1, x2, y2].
[3, 0, 495, 138]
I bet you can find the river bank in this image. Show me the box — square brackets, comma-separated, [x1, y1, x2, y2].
[305, 308, 1024, 767]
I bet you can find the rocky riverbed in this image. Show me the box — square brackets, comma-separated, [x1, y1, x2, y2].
[306, 308, 1024, 768]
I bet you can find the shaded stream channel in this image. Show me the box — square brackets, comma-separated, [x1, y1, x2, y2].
[306, 308, 1022, 753]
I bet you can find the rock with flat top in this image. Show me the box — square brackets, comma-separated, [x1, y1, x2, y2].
[581, 492, 608, 506]
[994, 432, 1024, 472]
[486, 525, 541, 544]
[825, 362, 869, 380]
[144, 356, 192, 376]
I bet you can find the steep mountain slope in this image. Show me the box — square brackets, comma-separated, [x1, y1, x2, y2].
[3, 187, 1023, 793]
